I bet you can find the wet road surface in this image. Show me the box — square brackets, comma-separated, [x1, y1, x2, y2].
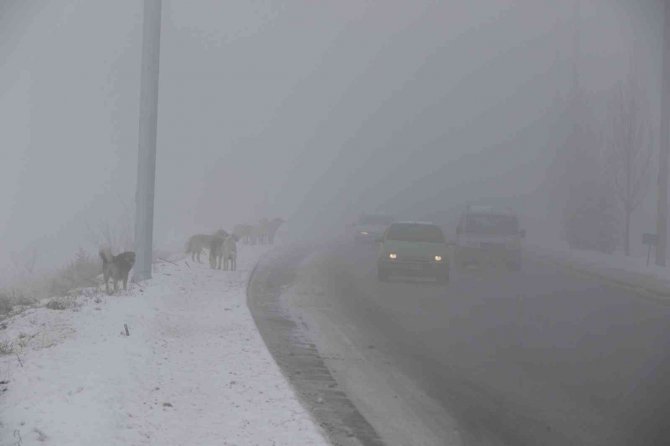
[293, 241, 670, 445]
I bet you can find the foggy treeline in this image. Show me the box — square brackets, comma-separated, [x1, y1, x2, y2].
[545, 2, 656, 256]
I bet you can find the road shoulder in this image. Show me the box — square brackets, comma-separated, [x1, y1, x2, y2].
[529, 244, 670, 301]
[247, 245, 384, 446]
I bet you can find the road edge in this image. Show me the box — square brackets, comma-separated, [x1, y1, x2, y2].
[528, 246, 670, 301]
[246, 244, 385, 446]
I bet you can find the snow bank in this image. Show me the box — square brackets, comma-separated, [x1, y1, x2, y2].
[530, 242, 670, 298]
[0, 246, 327, 446]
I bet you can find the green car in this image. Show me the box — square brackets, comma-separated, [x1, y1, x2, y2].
[377, 222, 450, 283]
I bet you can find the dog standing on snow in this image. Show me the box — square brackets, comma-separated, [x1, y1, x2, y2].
[209, 235, 225, 269]
[99, 248, 136, 295]
[223, 235, 238, 271]
[186, 229, 228, 263]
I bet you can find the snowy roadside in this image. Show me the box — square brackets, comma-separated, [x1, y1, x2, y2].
[528, 242, 670, 299]
[0, 245, 328, 446]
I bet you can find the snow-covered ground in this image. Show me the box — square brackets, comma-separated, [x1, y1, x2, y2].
[0, 246, 328, 446]
[529, 242, 670, 297]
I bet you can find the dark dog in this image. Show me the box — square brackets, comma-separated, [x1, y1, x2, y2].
[209, 236, 225, 269]
[99, 248, 136, 295]
[185, 229, 228, 263]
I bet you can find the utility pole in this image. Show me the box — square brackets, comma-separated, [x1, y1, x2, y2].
[133, 0, 162, 281]
[657, 0, 670, 266]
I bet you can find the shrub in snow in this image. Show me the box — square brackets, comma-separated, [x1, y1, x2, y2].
[46, 300, 67, 310]
[49, 248, 100, 297]
[45, 297, 77, 311]
[0, 340, 12, 355]
[0, 294, 11, 315]
[0, 289, 35, 315]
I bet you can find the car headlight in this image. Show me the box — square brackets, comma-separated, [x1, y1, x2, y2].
[434, 255, 443, 262]
[388, 253, 397, 260]
[360, 231, 369, 235]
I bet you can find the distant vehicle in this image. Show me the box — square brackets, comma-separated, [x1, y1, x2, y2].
[376, 222, 450, 283]
[456, 205, 525, 270]
[352, 213, 394, 243]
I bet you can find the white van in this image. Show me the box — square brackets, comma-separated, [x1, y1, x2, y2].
[456, 206, 525, 270]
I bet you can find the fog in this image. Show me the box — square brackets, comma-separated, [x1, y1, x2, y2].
[0, 0, 664, 279]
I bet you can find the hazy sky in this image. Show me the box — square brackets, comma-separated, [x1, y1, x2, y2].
[0, 0, 663, 278]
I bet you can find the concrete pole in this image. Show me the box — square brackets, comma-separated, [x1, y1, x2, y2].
[657, 0, 670, 266]
[133, 0, 162, 281]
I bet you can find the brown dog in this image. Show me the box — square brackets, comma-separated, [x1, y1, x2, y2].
[209, 236, 225, 269]
[99, 248, 136, 294]
[185, 229, 228, 262]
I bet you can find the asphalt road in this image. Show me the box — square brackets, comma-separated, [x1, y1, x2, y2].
[290, 241, 670, 446]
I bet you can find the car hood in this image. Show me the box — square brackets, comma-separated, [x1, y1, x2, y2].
[381, 240, 447, 258]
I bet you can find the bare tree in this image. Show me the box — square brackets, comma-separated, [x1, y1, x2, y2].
[552, 0, 618, 253]
[657, 0, 670, 266]
[86, 219, 134, 254]
[607, 76, 654, 256]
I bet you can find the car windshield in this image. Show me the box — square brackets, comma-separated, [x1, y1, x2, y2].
[359, 214, 393, 225]
[386, 224, 444, 243]
[465, 213, 519, 235]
